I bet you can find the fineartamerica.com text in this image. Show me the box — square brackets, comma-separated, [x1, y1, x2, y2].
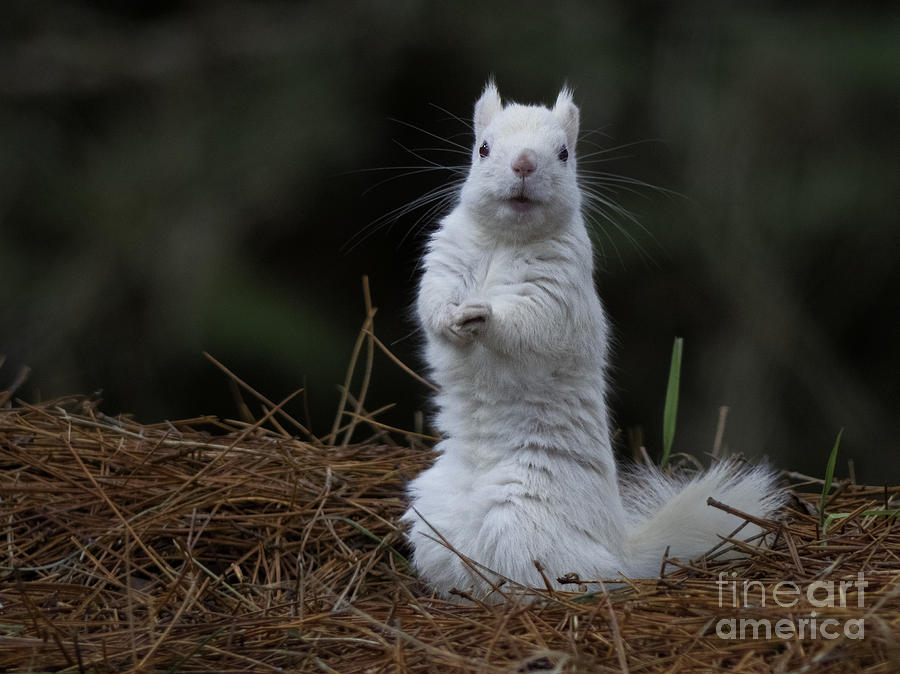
[714, 572, 867, 640]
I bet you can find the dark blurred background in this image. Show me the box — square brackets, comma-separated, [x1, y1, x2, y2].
[1, 1, 897, 481]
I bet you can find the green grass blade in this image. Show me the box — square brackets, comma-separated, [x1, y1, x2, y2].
[822, 508, 898, 536]
[821, 512, 847, 535]
[818, 428, 844, 529]
[660, 337, 683, 469]
[860, 509, 900, 517]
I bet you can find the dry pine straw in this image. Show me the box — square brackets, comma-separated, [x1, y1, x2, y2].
[0, 396, 898, 673]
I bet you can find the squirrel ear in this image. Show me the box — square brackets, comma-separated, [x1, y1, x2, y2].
[553, 86, 580, 151]
[474, 80, 503, 138]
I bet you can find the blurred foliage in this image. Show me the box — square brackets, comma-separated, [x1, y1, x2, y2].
[1, 1, 897, 480]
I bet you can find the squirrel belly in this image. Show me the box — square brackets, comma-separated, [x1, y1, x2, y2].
[401, 82, 784, 599]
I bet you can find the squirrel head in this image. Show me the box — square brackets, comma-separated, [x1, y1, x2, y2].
[460, 81, 582, 240]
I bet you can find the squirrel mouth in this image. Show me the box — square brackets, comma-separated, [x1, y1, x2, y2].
[507, 194, 535, 213]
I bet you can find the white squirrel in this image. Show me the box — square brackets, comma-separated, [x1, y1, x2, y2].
[402, 82, 784, 598]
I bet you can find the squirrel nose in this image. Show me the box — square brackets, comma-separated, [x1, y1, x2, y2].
[511, 150, 537, 178]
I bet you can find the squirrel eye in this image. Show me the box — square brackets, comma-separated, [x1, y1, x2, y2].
[479, 141, 490, 158]
[558, 145, 569, 162]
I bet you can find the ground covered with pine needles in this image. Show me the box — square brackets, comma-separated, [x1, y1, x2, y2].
[1, 389, 898, 673]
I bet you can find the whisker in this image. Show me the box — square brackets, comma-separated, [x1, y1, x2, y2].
[343, 181, 463, 252]
[392, 140, 450, 170]
[388, 117, 471, 153]
[342, 111, 473, 250]
[577, 128, 614, 147]
[400, 190, 461, 247]
[360, 165, 466, 197]
[406, 146, 471, 157]
[579, 179, 647, 201]
[584, 210, 618, 265]
[428, 103, 474, 132]
[577, 138, 663, 162]
[579, 171, 683, 199]
[579, 186, 660, 267]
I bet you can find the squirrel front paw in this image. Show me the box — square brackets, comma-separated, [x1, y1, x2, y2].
[443, 300, 492, 344]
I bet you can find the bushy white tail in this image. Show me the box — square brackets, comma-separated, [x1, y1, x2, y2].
[621, 460, 785, 576]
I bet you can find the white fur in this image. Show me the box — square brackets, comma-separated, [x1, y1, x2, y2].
[402, 83, 784, 599]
